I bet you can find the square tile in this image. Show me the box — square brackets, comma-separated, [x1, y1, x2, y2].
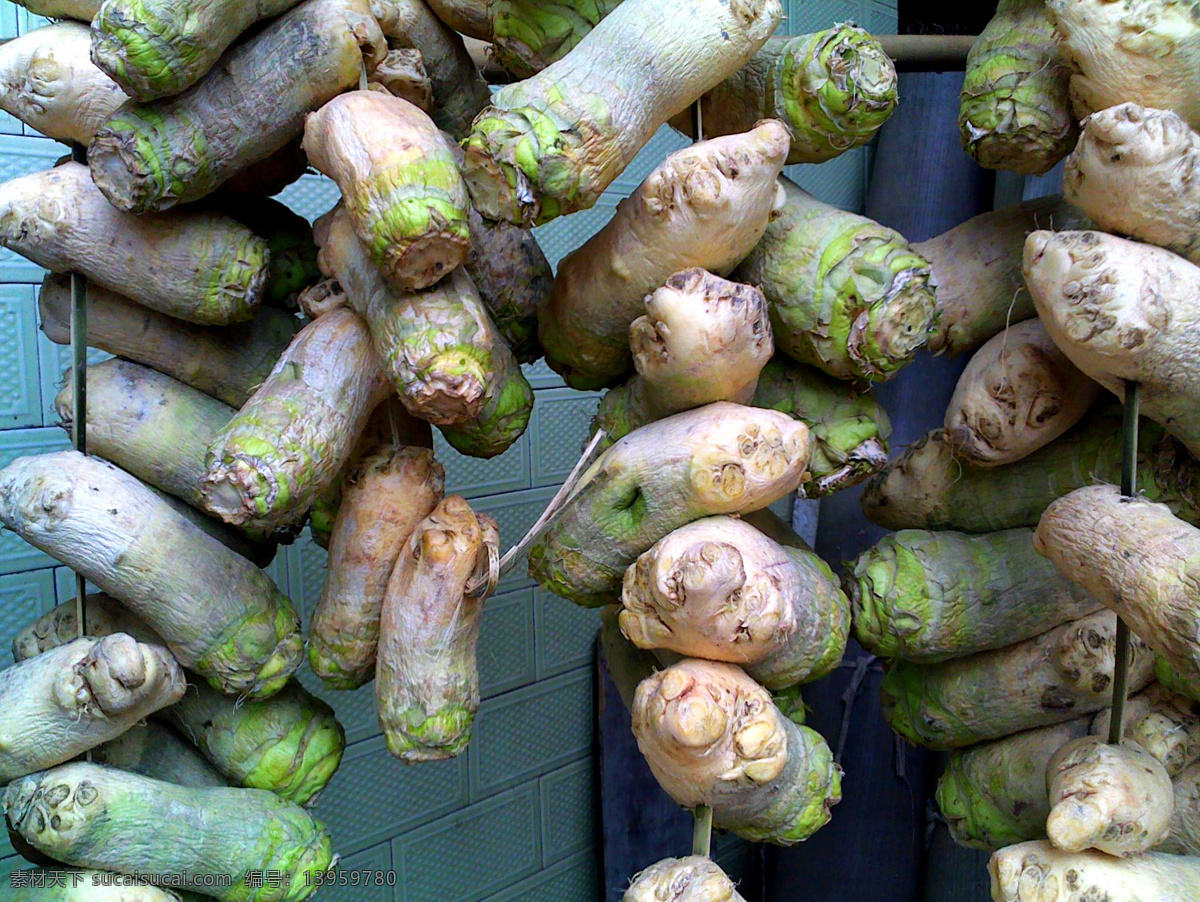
[0, 428, 71, 574]
[483, 849, 599, 902]
[469, 668, 593, 800]
[314, 736, 470, 857]
[534, 591, 600, 681]
[0, 568, 57, 669]
[539, 757, 597, 866]
[0, 284, 44, 428]
[529, 389, 601, 489]
[479, 588, 536, 699]
[395, 781, 541, 902]
[436, 427, 531, 500]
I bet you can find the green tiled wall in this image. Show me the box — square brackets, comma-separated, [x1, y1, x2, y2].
[0, 1, 895, 898]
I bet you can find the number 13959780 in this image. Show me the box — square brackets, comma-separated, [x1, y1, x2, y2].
[307, 869, 397, 887]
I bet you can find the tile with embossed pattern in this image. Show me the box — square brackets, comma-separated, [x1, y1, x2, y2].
[0, 135, 67, 283]
[786, 147, 870, 214]
[472, 486, 558, 594]
[523, 359, 564, 391]
[479, 588, 536, 699]
[0, 568, 56, 668]
[469, 668, 593, 801]
[540, 757, 598, 867]
[277, 173, 342, 224]
[0, 285, 43, 429]
[435, 427, 531, 500]
[0, 0, 15, 139]
[529, 388, 601, 488]
[395, 781, 541, 902]
[296, 661, 382, 748]
[866, 0, 900, 33]
[283, 530, 328, 623]
[315, 735, 469, 858]
[785, 0, 862, 34]
[322, 842, 395, 902]
[535, 590, 601, 681]
[0, 427, 71, 574]
[532, 197, 621, 271]
[484, 849, 599, 901]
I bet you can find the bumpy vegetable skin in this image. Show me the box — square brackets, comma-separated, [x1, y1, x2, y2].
[56, 359, 245, 528]
[202, 308, 390, 534]
[1158, 656, 1200, 704]
[206, 195, 321, 312]
[370, 0, 492, 138]
[1046, 736, 1173, 857]
[1065, 103, 1200, 267]
[13, 594, 165, 663]
[164, 678, 344, 805]
[1026, 228, 1200, 457]
[0, 635, 185, 784]
[847, 527, 1100, 662]
[317, 207, 533, 457]
[88, 0, 386, 213]
[4, 762, 333, 902]
[936, 716, 1091, 850]
[39, 275, 296, 409]
[592, 269, 774, 445]
[632, 659, 841, 845]
[1035, 484, 1200, 691]
[1161, 761, 1200, 855]
[91, 0, 306, 100]
[0, 163, 267, 325]
[620, 515, 848, 689]
[1047, 0, 1200, 130]
[0, 23, 127, 145]
[460, 0, 783, 226]
[862, 407, 1200, 532]
[671, 26, 898, 165]
[1094, 683, 1200, 778]
[959, 0, 1077, 175]
[540, 121, 789, 389]
[734, 177, 936, 384]
[303, 90, 469, 292]
[376, 496, 497, 761]
[988, 841, 1200, 902]
[307, 394, 433, 549]
[309, 444, 445, 689]
[944, 318, 1098, 466]
[600, 604, 660, 714]
[624, 857, 747, 902]
[528, 403, 810, 606]
[881, 610, 1153, 749]
[752, 356, 891, 497]
[0, 451, 303, 698]
[917, 195, 1088, 356]
[91, 721, 227, 788]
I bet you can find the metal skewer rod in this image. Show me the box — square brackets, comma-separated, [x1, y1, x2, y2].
[1108, 379, 1140, 745]
[692, 805, 713, 858]
[70, 142, 88, 639]
[467, 32, 979, 82]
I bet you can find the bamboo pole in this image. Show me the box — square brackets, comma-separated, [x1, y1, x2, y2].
[70, 143, 88, 638]
[466, 32, 977, 80]
[1108, 381, 1140, 745]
